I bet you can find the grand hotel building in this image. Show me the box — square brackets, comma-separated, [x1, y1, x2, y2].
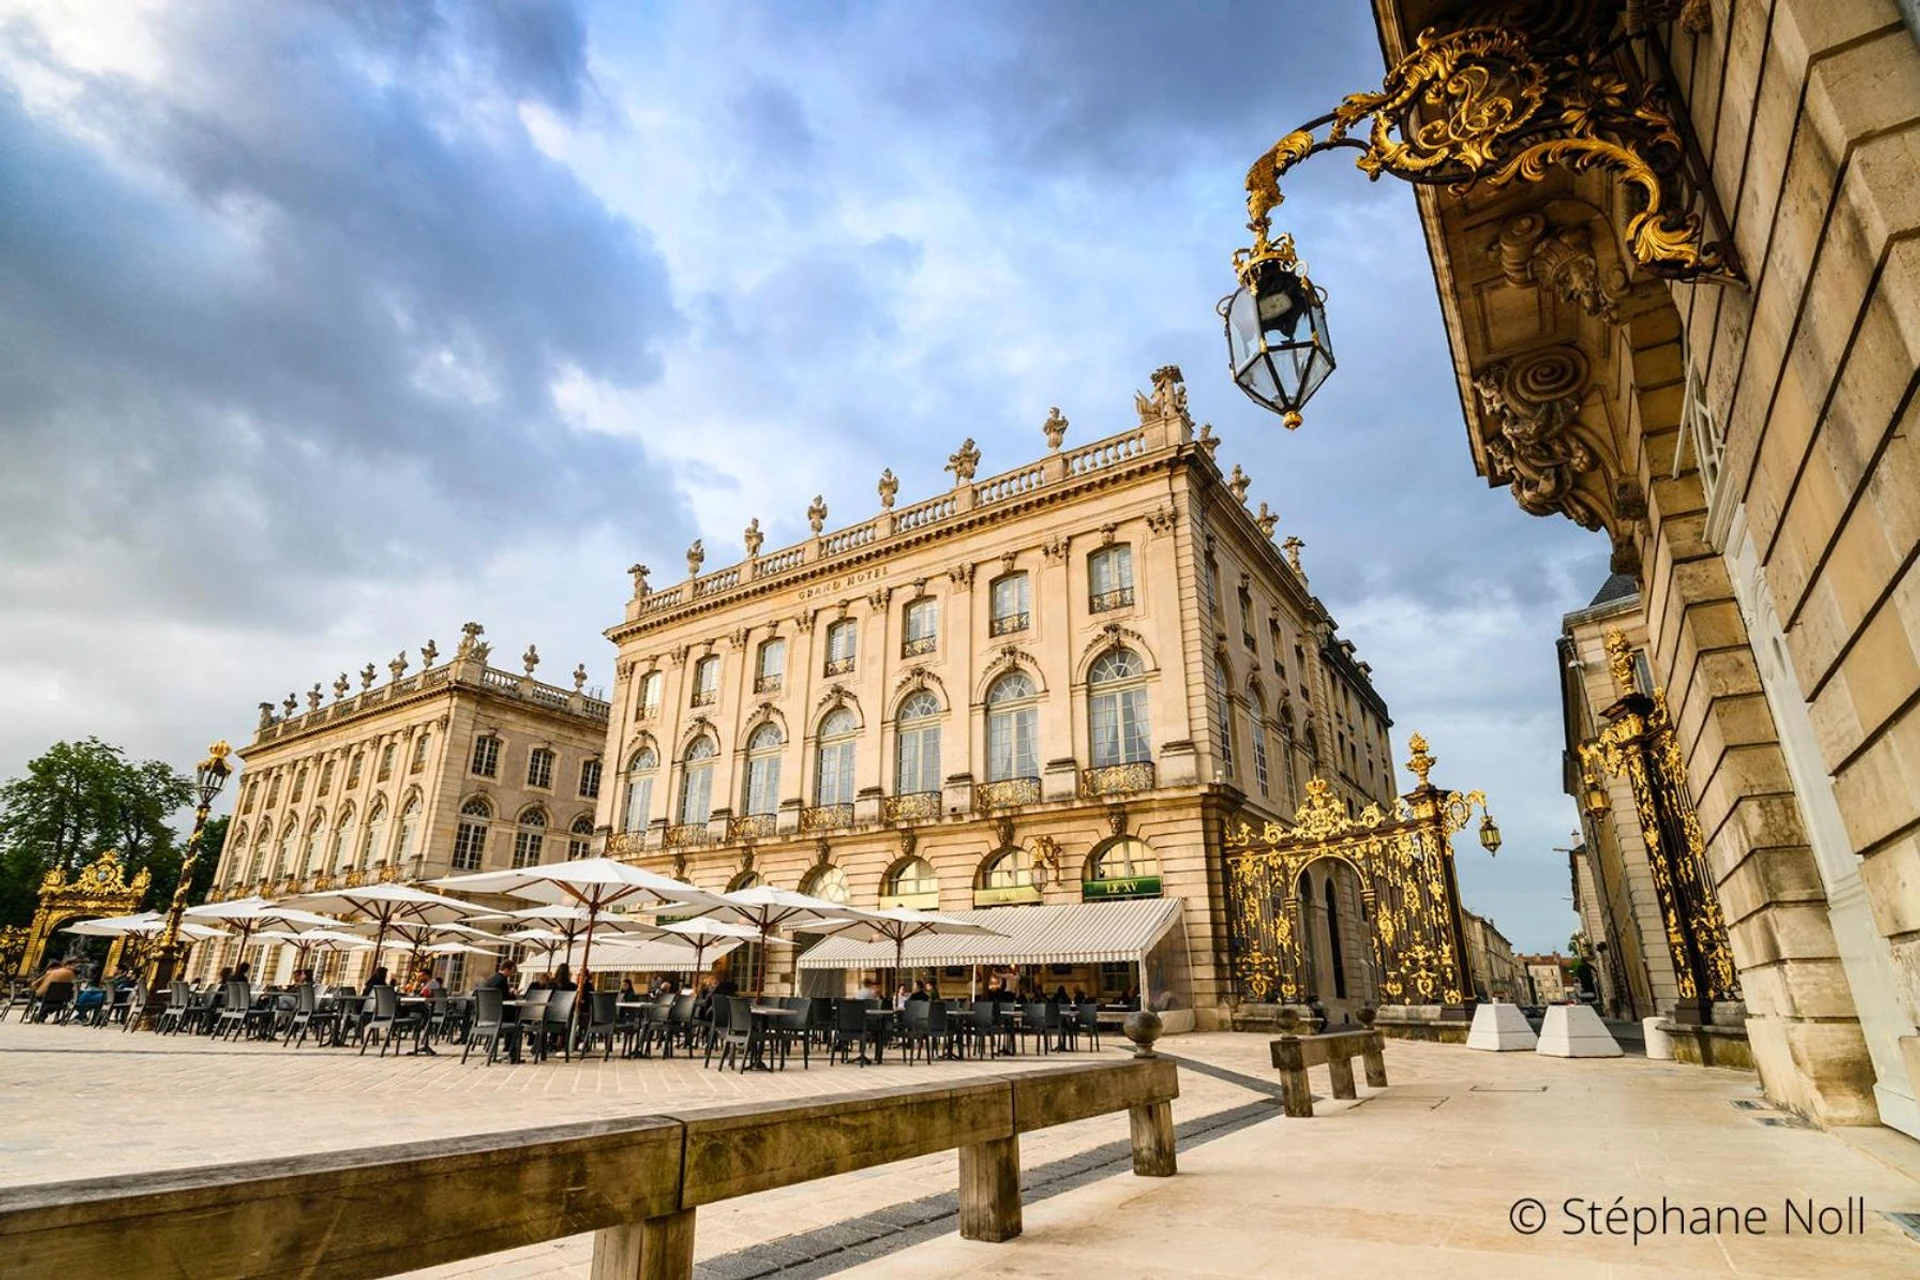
[595, 369, 1399, 1026]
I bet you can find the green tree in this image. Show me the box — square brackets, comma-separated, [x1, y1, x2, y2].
[0, 738, 192, 925]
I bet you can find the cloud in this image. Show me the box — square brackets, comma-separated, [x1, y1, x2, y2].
[0, 0, 1608, 952]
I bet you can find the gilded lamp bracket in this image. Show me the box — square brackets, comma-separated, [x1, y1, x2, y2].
[1239, 0, 1741, 288]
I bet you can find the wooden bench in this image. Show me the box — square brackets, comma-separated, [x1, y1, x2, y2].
[0, 1058, 1178, 1280]
[1269, 1029, 1387, 1117]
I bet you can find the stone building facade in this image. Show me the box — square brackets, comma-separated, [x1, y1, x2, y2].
[203, 626, 610, 982]
[1362, 0, 1920, 1132]
[595, 371, 1398, 1026]
[1462, 908, 1525, 1004]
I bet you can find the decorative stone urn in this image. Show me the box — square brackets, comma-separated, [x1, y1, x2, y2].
[1275, 1006, 1301, 1034]
[1123, 1009, 1164, 1057]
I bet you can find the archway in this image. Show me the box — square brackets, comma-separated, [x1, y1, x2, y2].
[15, 851, 150, 980]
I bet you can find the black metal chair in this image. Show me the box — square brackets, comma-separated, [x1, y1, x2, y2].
[830, 999, 873, 1065]
[533, 990, 576, 1063]
[212, 982, 253, 1040]
[282, 983, 319, 1046]
[360, 985, 422, 1058]
[29, 981, 75, 1024]
[462, 986, 520, 1065]
[702, 995, 733, 1067]
[581, 991, 622, 1061]
[713, 996, 754, 1071]
[1070, 1002, 1102, 1052]
[767, 999, 811, 1069]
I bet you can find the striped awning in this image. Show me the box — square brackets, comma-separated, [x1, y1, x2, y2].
[795, 897, 1184, 970]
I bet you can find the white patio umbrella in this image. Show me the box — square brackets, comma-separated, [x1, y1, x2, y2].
[252, 926, 373, 978]
[683, 885, 873, 994]
[431, 859, 721, 1000]
[64, 912, 230, 942]
[843, 907, 1007, 990]
[279, 883, 483, 976]
[184, 897, 339, 956]
[656, 917, 788, 981]
[419, 940, 500, 958]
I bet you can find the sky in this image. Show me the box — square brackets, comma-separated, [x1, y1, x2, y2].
[0, 1, 1609, 954]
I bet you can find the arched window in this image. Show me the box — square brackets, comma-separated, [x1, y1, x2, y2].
[895, 692, 942, 796]
[728, 870, 763, 892]
[275, 816, 298, 879]
[394, 795, 422, 866]
[985, 671, 1039, 782]
[249, 822, 272, 882]
[815, 709, 858, 806]
[1250, 691, 1271, 797]
[799, 864, 850, 904]
[359, 798, 388, 869]
[303, 814, 327, 876]
[1087, 648, 1150, 766]
[976, 848, 1037, 904]
[679, 737, 717, 826]
[880, 856, 939, 909]
[1212, 654, 1235, 778]
[568, 815, 594, 860]
[331, 805, 357, 870]
[1087, 837, 1160, 882]
[624, 746, 657, 833]
[743, 723, 783, 816]
[452, 798, 490, 871]
[512, 807, 547, 868]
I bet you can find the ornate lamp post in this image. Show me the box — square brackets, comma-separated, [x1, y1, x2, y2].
[146, 741, 233, 993]
[1218, 2, 1738, 427]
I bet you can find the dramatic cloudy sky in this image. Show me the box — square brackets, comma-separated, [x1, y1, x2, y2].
[0, 1, 1608, 952]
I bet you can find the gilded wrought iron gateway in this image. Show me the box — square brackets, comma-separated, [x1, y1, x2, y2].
[1225, 735, 1497, 1007]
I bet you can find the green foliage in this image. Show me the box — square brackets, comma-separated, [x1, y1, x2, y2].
[0, 738, 193, 925]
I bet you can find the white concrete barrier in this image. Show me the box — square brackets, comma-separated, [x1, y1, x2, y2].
[1643, 1015, 1674, 1060]
[1465, 1002, 1537, 1052]
[1536, 1004, 1623, 1058]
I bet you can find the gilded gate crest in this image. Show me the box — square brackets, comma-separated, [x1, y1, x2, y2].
[1224, 735, 1498, 1007]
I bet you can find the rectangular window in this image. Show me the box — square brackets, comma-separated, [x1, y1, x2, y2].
[1252, 722, 1271, 796]
[691, 655, 719, 706]
[987, 706, 1039, 781]
[989, 573, 1030, 636]
[346, 753, 364, 789]
[579, 758, 602, 799]
[1202, 552, 1219, 619]
[1239, 588, 1255, 649]
[410, 735, 430, 774]
[755, 639, 786, 694]
[1679, 357, 1725, 512]
[816, 740, 856, 806]
[452, 821, 486, 871]
[902, 598, 938, 656]
[637, 671, 662, 719]
[824, 619, 857, 675]
[1089, 687, 1151, 767]
[470, 735, 500, 778]
[680, 763, 713, 825]
[1089, 545, 1135, 612]
[512, 829, 544, 869]
[376, 743, 395, 782]
[527, 748, 555, 790]
[316, 762, 334, 797]
[1269, 621, 1285, 677]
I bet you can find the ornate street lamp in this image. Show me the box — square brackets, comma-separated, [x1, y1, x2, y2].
[146, 741, 233, 997]
[1219, 4, 1739, 428]
[1477, 813, 1503, 856]
[1220, 232, 1334, 429]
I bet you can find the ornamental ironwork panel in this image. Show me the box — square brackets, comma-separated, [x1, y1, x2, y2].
[1578, 630, 1740, 1006]
[799, 804, 853, 833]
[974, 777, 1041, 810]
[1081, 762, 1155, 798]
[1089, 588, 1135, 613]
[728, 814, 777, 841]
[15, 850, 149, 979]
[664, 823, 711, 849]
[1224, 735, 1494, 1008]
[882, 791, 942, 823]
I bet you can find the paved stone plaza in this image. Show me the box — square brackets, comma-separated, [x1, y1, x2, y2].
[3, 1024, 1918, 1277]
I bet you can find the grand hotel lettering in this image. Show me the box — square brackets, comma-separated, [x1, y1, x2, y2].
[796, 567, 887, 602]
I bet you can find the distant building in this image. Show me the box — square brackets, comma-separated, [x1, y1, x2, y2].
[595, 369, 1399, 1025]
[1519, 953, 1580, 1005]
[1461, 909, 1524, 1004]
[203, 626, 610, 984]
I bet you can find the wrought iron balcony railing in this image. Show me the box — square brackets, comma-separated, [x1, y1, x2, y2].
[1089, 587, 1136, 613]
[824, 656, 856, 676]
[1081, 761, 1156, 799]
[753, 675, 783, 695]
[881, 791, 942, 823]
[665, 823, 712, 848]
[989, 612, 1029, 637]
[727, 813, 777, 841]
[800, 803, 854, 833]
[901, 635, 937, 657]
[974, 777, 1041, 810]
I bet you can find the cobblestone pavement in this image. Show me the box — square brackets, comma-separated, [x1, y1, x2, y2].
[9, 1022, 1918, 1277]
